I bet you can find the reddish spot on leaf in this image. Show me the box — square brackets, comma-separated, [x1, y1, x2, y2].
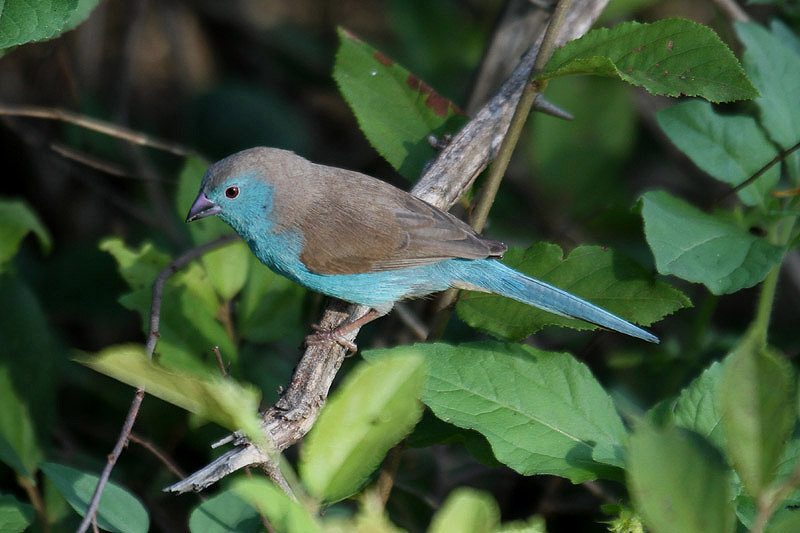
[667, 40, 674, 51]
[632, 45, 644, 53]
[406, 73, 462, 118]
[655, 62, 661, 67]
[627, 66, 633, 72]
[373, 52, 393, 67]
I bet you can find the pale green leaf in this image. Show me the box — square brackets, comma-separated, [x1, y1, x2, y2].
[77, 345, 263, 442]
[300, 351, 425, 502]
[231, 478, 321, 533]
[721, 331, 796, 497]
[428, 488, 500, 533]
[0, 0, 78, 48]
[627, 424, 735, 533]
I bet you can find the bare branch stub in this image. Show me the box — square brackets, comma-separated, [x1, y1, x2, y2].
[168, 0, 610, 494]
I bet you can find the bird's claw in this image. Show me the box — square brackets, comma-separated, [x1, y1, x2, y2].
[305, 324, 358, 354]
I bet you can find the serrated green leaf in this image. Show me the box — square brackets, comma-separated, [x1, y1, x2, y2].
[721, 331, 796, 497]
[188, 490, 262, 533]
[333, 27, 466, 179]
[639, 191, 785, 294]
[672, 361, 727, 453]
[0, 199, 51, 268]
[231, 478, 321, 533]
[627, 424, 735, 533]
[428, 488, 500, 533]
[0, 0, 78, 48]
[40, 462, 149, 533]
[736, 22, 800, 181]
[77, 345, 263, 441]
[539, 18, 757, 103]
[378, 342, 627, 483]
[657, 100, 780, 208]
[0, 494, 35, 533]
[456, 244, 688, 342]
[300, 351, 425, 502]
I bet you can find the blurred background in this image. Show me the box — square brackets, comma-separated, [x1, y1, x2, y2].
[1, 0, 797, 531]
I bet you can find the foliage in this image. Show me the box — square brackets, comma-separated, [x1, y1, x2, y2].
[1, 2, 799, 533]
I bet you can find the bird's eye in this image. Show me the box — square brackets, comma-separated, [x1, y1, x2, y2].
[225, 186, 239, 199]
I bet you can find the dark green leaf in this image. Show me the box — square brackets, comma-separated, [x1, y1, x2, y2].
[0, 0, 78, 48]
[721, 331, 796, 497]
[40, 462, 149, 533]
[0, 494, 35, 533]
[657, 100, 780, 208]
[333, 27, 466, 179]
[456, 244, 688, 341]
[627, 424, 735, 533]
[672, 361, 727, 453]
[639, 191, 785, 294]
[539, 18, 757, 103]
[378, 342, 628, 483]
[300, 351, 425, 502]
[188, 490, 262, 533]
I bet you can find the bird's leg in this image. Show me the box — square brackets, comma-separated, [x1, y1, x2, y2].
[304, 308, 383, 353]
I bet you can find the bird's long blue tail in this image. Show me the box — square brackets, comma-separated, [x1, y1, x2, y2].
[454, 259, 659, 343]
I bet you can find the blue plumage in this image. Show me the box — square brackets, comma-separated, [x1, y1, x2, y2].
[186, 147, 658, 344]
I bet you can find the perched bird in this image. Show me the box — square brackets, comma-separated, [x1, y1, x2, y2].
[186, 147, 658, 345]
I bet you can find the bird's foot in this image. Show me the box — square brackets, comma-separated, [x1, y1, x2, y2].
[305, 324, 358, 354]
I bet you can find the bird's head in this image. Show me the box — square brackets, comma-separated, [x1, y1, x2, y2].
[185, 147, 299, 234]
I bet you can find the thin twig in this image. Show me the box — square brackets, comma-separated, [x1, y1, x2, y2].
[213, 346, 228, 377]
[711, 0, 750, 23]
[717, 139, 800, 204]
[76, 389, 145, 533]
[0, 103, 197, 157]
[128, 433, 190, 483]
[76, 235, 240, 533]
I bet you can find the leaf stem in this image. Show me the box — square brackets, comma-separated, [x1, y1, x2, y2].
[752, 213, 796, 345]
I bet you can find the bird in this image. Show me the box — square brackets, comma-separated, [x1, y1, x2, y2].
[185, 147, 659, 347]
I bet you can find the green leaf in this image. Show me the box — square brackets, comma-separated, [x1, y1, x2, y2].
[333, 27, 466, 179]
[627, 424, 735, 533]
[456, 244, 688, 342]
[237, 254, 306, 344]
[0, 0, 79, 48]
[736, 23, 800, 158]
[721, 331, 796, 497]
[101, 237, 238, 372]
[657, 100, 780, 208]
[0, 199, 51, 268]
[77, 345, 264, 443]
[0, 276, 61, 481]
[378, 342, 628, 483]
[40, 462, 149, 533]
[539, 18, 757, 103]
[428, 488, 500, 533]
[62, 0, 101, 32]
[189, 490, 262, 533]
[231, 478, 321, 533]
[639, 191, 785, 294]
[672, 361, 727, 453]
[300, 351, 425, 502]
[0, 494, 35, 533]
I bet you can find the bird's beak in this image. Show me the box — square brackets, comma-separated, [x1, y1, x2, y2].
[185, 192, 221, 222]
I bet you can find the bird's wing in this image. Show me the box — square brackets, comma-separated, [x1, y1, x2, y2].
[295, 178, 506, 275]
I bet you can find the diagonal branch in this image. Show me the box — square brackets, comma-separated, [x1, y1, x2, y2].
[166, 0, 609, 494]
